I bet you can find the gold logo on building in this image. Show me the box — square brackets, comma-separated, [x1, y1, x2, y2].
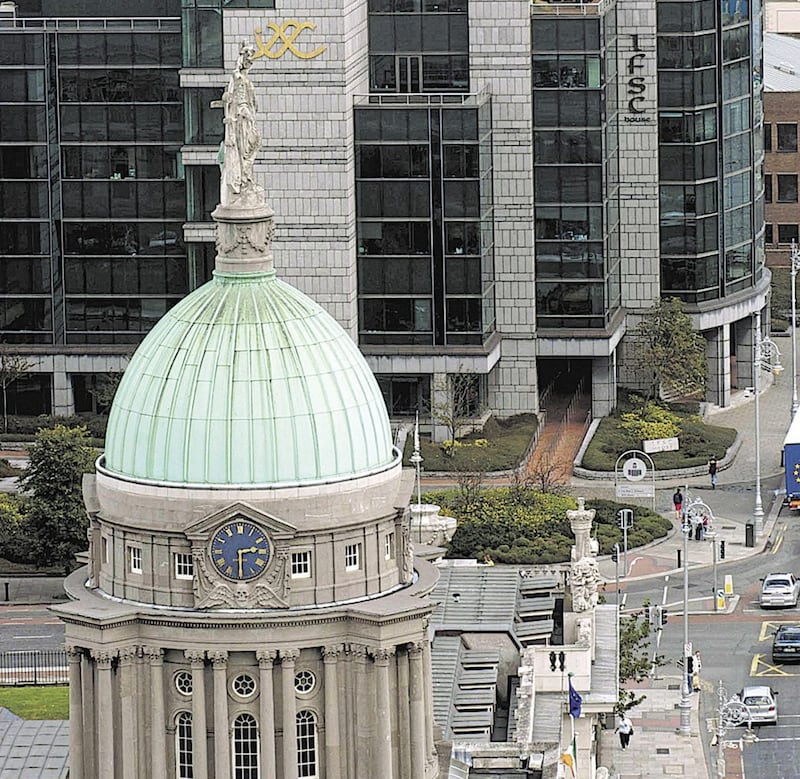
[253, 20, 326, 60]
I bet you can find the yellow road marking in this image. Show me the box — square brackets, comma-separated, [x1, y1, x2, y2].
[772, 532, 784, 555]
[751, 653, 797, 677]
[759, 621, 800, 642]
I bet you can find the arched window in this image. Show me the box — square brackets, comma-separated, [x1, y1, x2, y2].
[174, 711, 193, 779]
[296, 710, 318, 778]
[232, 712, 259, 779]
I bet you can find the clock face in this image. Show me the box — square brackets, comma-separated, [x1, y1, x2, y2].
[210, 520, 271, 581]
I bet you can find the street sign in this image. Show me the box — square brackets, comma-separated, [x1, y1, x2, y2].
[615, 484, 655, 498]
[716, 590, 726, 610]
[684, 642, 693, 657]
[643, 437, 679, 453]
[622, 457, 647, 481]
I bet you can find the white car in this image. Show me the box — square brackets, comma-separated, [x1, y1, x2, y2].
[739, 686, 779, 725]
[759, 573, 800, 608]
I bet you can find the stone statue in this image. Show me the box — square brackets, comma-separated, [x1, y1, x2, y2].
[570, 555, 602, 612]
[217, 43, 263, 208]
[577, 616, 592, 646]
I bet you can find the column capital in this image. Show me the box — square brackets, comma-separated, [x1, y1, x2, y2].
[322, 644, 344, 662]
[65, 645, 83, 663]
[345, 643, 368, 660]
[280, 648, 300, 664]
[368, 646, 396, 665]
[118, 645, 141, 665]
[209, 650, 229, 667]
[407, 641, 424, 657]
[91, 649, 116, 668]
[256, 649, 277, 667]
[184, 649, 206, 667]
[143, 645, 164, 663]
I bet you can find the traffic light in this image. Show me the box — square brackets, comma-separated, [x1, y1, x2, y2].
[611, 544, 619, 563]
[719, 540, 726, 560]
[657, 605, 668, 627]
[647, 605, 657, 627]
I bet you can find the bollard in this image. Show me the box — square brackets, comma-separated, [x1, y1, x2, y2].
[2, 581, 8, 601]
[745, 522, 755, 548]
[677, 549, 681, 569]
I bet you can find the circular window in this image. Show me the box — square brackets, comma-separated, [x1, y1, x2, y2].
[231, 673, 257, 698]
[294, 669, 316, 694]
[174, 671, 193, 696]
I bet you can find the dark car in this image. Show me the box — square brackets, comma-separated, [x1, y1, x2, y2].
[772, 625, 800, 663]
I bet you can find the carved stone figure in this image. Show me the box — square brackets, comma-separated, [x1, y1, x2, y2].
[577, 616, 592, 646]
[570, 555, 602, 612]
[217, 43, 263, 208]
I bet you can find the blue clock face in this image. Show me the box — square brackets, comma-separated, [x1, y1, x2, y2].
[210, 520, 271, 581]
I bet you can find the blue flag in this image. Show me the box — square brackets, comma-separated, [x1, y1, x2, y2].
[568, 677, 582, 719]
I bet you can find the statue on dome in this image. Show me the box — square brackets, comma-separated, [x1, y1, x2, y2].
[215, 42, 264, 208]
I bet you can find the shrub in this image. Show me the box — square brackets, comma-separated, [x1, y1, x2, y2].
[431, 489, 672, 564]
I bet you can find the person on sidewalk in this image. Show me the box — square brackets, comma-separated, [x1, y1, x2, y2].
[615, 712, 634, 749]
[692, 650, 702, 692]
[708, 457, 718, 489]
[672, 488, 683, 521]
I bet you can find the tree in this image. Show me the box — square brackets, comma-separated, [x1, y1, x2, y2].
[20, 425, 96, 573]
[431, 371, 481, 454]
[634, 297, 707, 401]
[0, 347, 32, 433]
[618, 605, 665, 712]
[90, 371, 124, 412]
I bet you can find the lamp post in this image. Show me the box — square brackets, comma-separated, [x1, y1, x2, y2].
[753, 311, 783, 536]
[791, 240, 800, 417]
[678, 506, 692, 736]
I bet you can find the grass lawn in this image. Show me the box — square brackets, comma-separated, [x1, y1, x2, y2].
[402, 414, 539, 472]
[0, 685, 69, 719]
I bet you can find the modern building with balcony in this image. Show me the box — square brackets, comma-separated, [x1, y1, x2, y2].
[0, 0, 768, 423]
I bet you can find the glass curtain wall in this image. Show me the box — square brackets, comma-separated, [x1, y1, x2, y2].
[532, 14, 621, 329]
[657, 0, 760, 301]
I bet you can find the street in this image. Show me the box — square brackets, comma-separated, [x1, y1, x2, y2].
[0, 605, 65, 652]
[618, 485, 800, 779]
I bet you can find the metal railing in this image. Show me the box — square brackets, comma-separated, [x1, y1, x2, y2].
[0, 649, 68, 686]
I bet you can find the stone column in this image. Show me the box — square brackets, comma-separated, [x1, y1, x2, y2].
[185, 650, 208, 779]
[93, 649, 116, 779]
[145, 647, 167, 779]
[81, 651, 96, 778]
[706, 325, 731, 407]
[322, 645, 342, 779]
[66, 646, 84, 779]
[370, 647, 395, 779]
[256, 650, 277, 779]
[280, 648, 299, 779]
[421, 638, 435, 762]
[396, 648, 410, 777]
[118, 646, 139, 779]
[210, 651, 230, 779]
[408, 642, 426, 777]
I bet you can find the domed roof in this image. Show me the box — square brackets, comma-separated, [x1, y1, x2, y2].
[103, 270, 395, 486]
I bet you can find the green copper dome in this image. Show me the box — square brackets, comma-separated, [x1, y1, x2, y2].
[103, 270, 395, 486]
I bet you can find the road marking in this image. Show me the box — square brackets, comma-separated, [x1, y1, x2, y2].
[771, 532, 784, 554]
[759, 621, 800, 642]
[750, 652, 796, 676]
[11, 634, 53, 639]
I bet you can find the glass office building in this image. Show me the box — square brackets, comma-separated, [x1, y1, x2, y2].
[0, 0, 770, 420]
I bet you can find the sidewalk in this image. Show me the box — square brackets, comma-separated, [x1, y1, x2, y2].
[597, 676, 706, 779]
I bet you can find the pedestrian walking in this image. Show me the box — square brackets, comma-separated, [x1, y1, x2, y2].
[708, 457, 718, 489]
[672, 488, 683, 521]
[692, 650, 702, 692]
[615, 713, 634, 749]
[694, 514, 702, 541]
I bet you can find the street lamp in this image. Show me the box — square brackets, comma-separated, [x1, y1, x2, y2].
[791, 240, 800, 417]
[685, 496, 716, 609]
[678, 509, 692, 736]
[753, 311, 783, 536]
